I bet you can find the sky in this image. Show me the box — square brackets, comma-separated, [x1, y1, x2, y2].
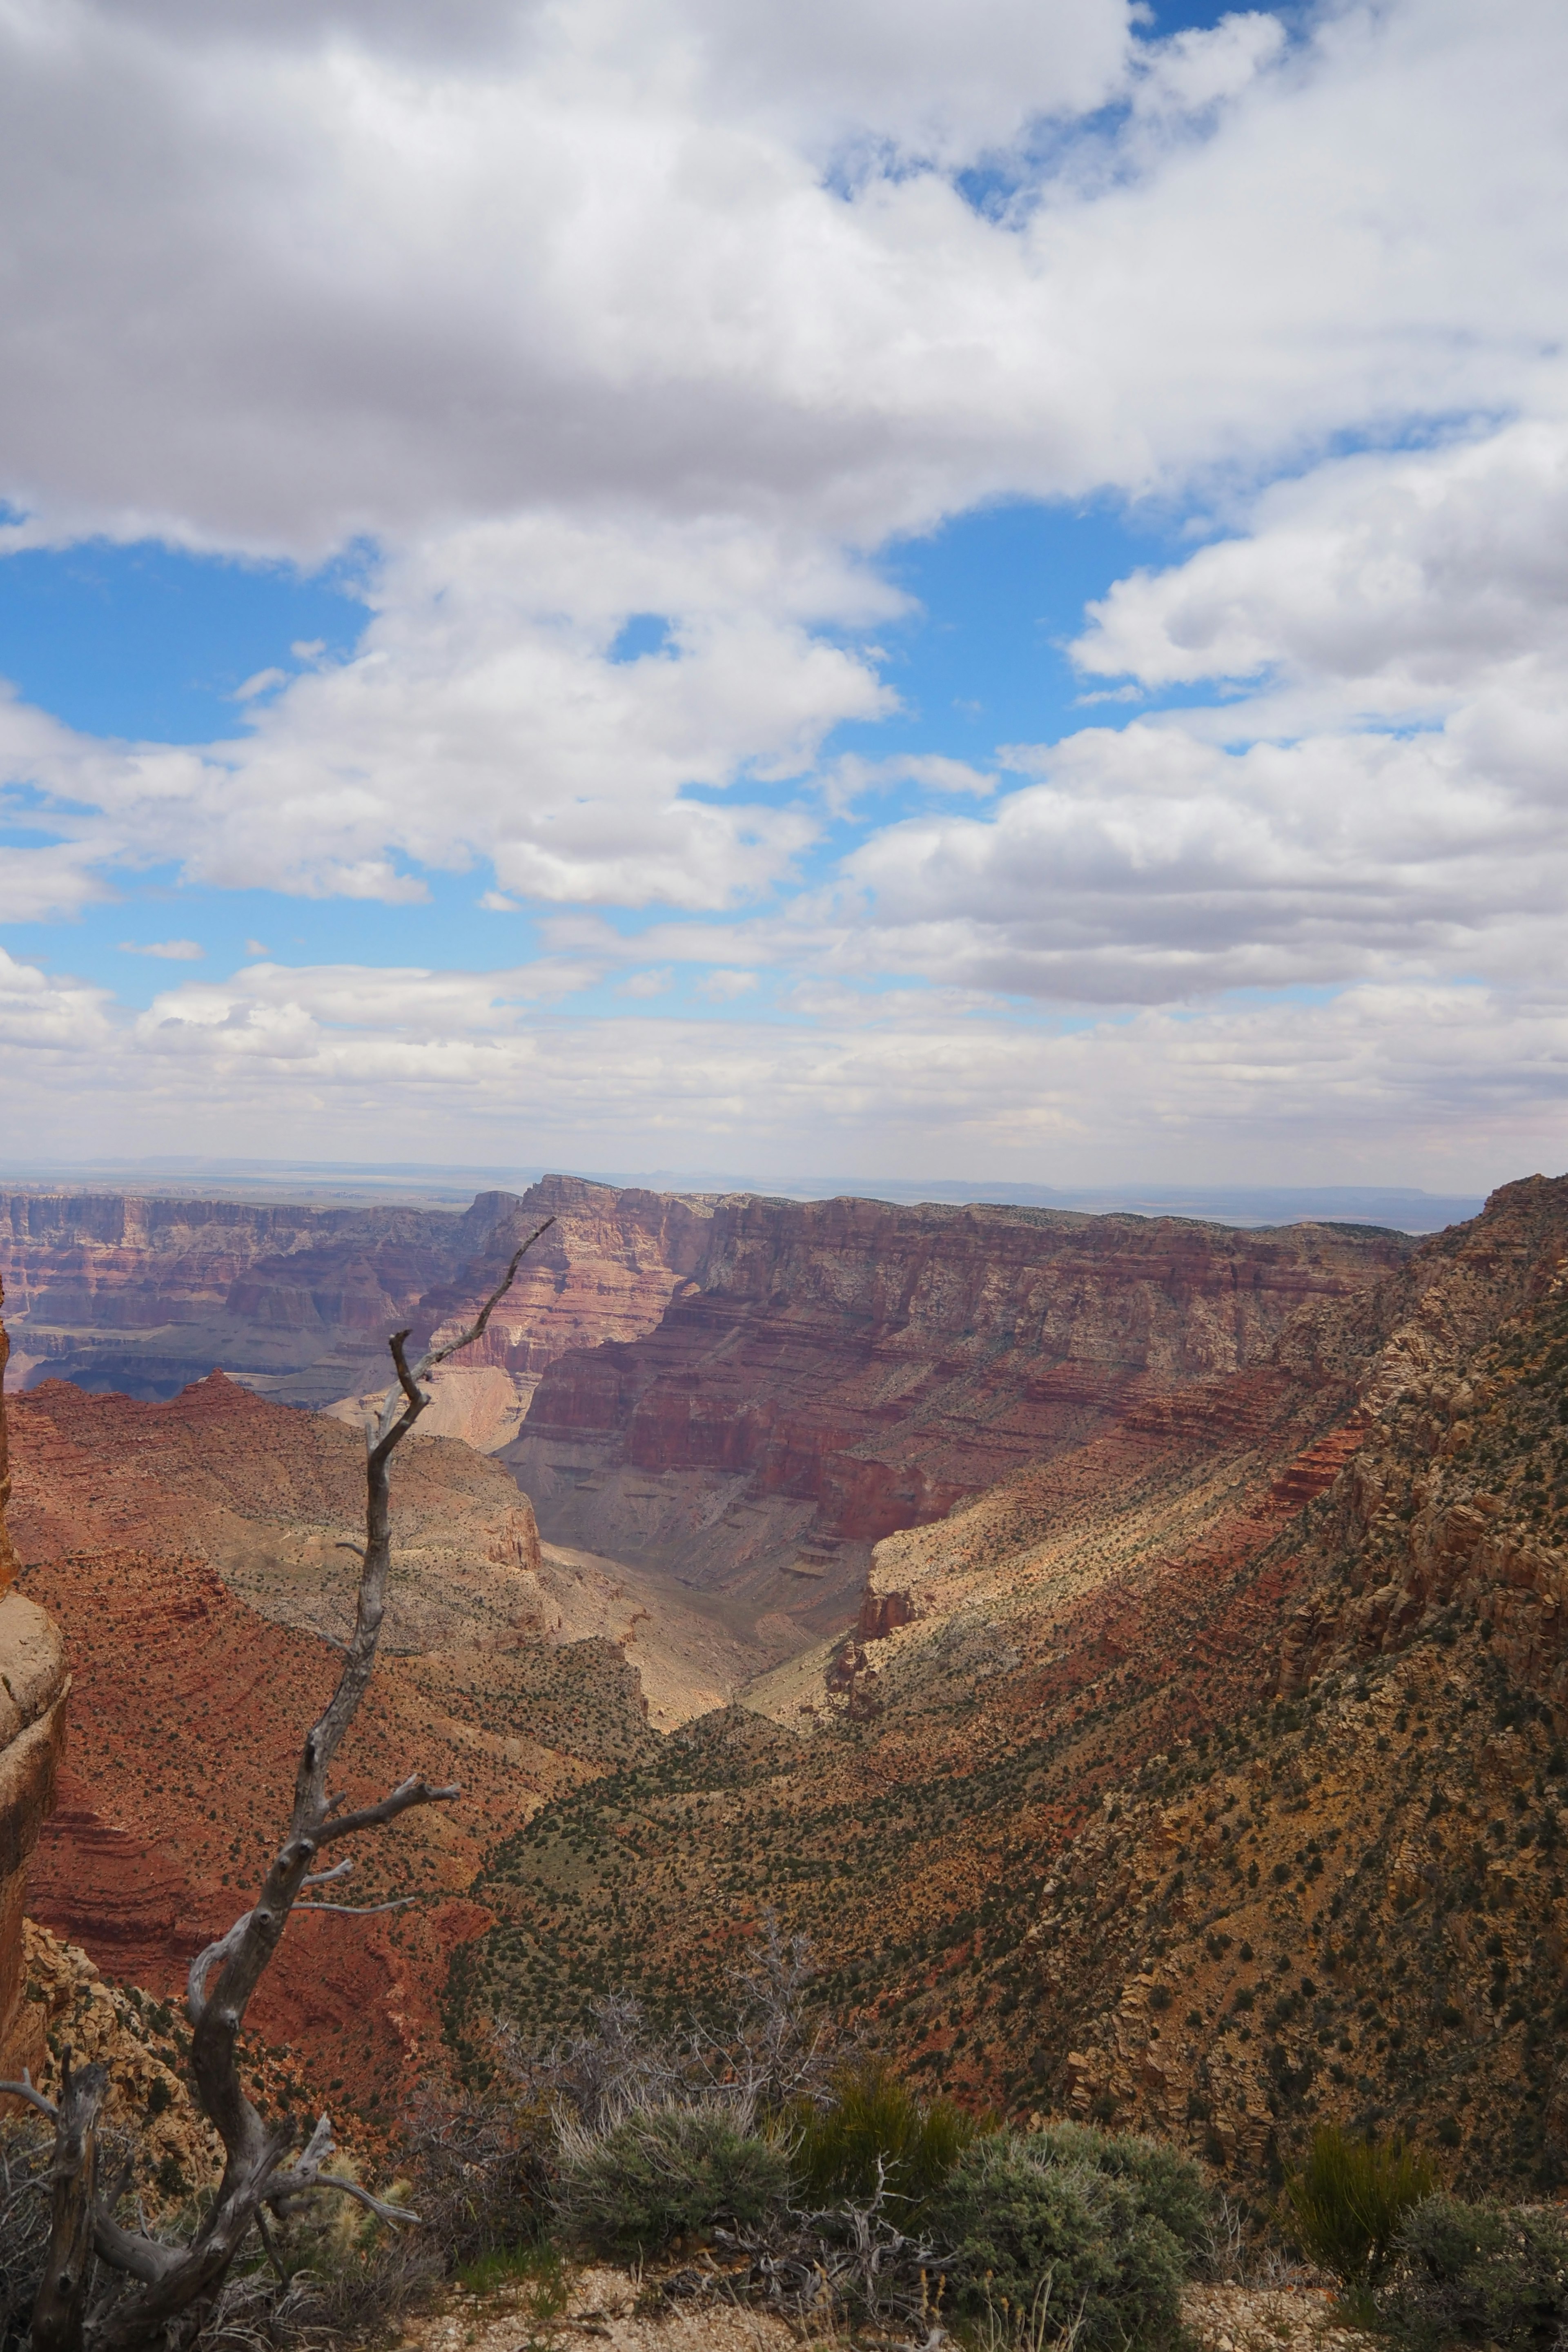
[0, 0, 1565, 1192]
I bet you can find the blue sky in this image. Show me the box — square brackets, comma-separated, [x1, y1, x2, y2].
[0, 496, 1182, 1009]
[1, 0, 1565, 1189]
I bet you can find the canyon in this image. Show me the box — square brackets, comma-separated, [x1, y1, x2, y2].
[7, 1166, 1567, 2207]
[0, 1176, 712, 1440]
[506, 1196, 1411, 1634]
[458, 1175, 1568, 2197]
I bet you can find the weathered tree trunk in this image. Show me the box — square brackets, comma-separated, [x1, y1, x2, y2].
[29, 2060, 108, 2352]
[4, 1219, 555, 2352]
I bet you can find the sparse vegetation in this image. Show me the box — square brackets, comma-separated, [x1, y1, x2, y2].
[788, 2058, 990, 2218]
[554, 2102, 790, 2256]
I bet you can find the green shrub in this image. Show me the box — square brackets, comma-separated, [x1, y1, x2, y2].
[790, 2060, 989, 2218]
[1284, 2126, 1437, 2287]
[1381, 2195, 1568, 2349]
[929, 2129, 1191, 2352]
[1024, 2122, 1210, 2256]
[555, 2103, 790, 2256]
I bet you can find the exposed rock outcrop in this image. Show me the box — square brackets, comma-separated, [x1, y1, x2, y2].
[0, 1280, 70, 2090]
[0, 1176, 713, 1437]
[508, 1197, 1410, 1625]
[469, 1175, 1568, 2200]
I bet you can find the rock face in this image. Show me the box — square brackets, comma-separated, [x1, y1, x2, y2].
[0, 1176, 712, 1439]
[507, 1196, 1412, 1627]
[3, 1361, 722, 2110]
[0, 1280, 71, 2089]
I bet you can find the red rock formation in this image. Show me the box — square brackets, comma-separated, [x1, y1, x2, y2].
[510, 1195, 1410, 1592]
[0, 1175, 711, 1427]
[0, 1280, 70, 2089]
[5, 1371, 655, 2111]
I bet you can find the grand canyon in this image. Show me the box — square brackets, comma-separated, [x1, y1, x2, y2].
[3, 1168, 1567, 2203]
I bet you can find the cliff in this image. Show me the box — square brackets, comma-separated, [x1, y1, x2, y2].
[461, 1175, 1568, 2200]
[0, 1278, 70, 2090]
[506, 1196, 1411, 1630]
[0, 1175, 712, 1442]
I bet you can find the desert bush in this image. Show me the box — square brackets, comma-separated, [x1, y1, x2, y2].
[928, 2129, 1191, 2352]
[1380, 2194, 1568, 2349]
[789, 2059, 989, 2218]
[554, 2101, 790, 2257]
[396, 2075, 558, 2261]
[1025, 2121, 1210, 2258]
[1284, 2125, 1437, 2287]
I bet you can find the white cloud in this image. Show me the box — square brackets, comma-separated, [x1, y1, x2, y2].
[2, 0, 1568, 1183]
[118, 937, 205, 959]
[1072, 420, 1568, 724]
[0, 514, 895, 909]
[0, 945, 1562, 1190]
[814, 702, 1567, 1002]
[695, 967, 758, 1000]
[0, 1, 1565, 554]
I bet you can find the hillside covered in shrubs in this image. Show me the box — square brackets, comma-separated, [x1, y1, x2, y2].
[452, 1176, 1568, 2208]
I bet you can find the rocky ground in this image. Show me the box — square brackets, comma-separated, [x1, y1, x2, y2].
[403, 2265, 1374, 2352]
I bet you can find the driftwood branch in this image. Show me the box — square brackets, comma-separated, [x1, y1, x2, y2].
[27, 1221, 557, 2352]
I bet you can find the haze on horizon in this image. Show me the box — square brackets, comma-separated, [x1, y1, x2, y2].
[0, 0, 1564, 1196]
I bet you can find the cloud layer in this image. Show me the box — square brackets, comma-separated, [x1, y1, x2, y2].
[1, 0, 1566, 1183]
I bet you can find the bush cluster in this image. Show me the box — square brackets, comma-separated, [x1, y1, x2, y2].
[787, 2058, 988, 2220]
[553, 2103, 791, 2258]
[931, 2124, 1208, 2352]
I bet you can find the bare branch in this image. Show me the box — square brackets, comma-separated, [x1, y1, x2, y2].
[30, 2059, 109, 2352]
[388, 1329, 425, 1419]
[314, 1775, 460, 1846]
[61, 1238, 549, 2347]
[187, 1915, 252, 2025]
[294, 1897, 418, 1916]
[268, 2170, 422, 2226]
[300, 1858, 354, 1889]
[0, 2069, 58, 2120]
[369, 1218, 555, 1448]
[91, 2209, 185, 2287]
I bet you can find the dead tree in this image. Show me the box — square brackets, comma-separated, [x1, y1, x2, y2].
[2, 1219, 555, 2352]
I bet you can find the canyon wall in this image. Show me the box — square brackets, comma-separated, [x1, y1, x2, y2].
[0, 1175, 712, 1441]
[506, 1195, 1412, 1626]
[0, 1281, 69, 2087]
[471, 1175, 1568, 2199]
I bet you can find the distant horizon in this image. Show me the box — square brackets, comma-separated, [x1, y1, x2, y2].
[0, 1153, 1498, 1234]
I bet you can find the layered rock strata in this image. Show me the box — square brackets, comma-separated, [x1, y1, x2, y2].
[465, 1176, 1568, 2199]
[0, 1282, 70, 2088]
[507, 1197, 1411, 1625]
[0, 1175, 712, 1438]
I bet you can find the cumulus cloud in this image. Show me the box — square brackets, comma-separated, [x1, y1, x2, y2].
[118, 937, 204, 959]
[2, 0, 1568, 1181]
[0, 514, 895, 909]
[1073, 420, 1568, 724]
[0, 0, 1565, 552]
